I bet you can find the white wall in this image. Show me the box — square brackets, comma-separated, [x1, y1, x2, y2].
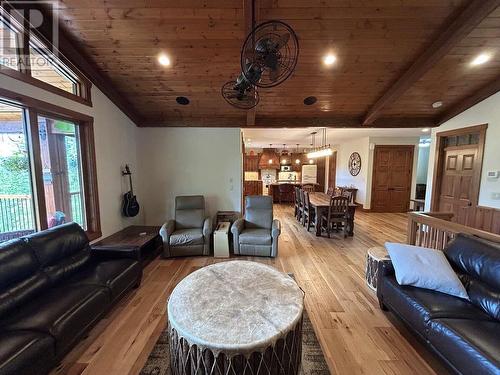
[416, 143, 430, 184]
[334, 137, 370, 207]
[426, 91, 500, 210]
[0, 74, 143, 238]
[137, 128, 242, 225]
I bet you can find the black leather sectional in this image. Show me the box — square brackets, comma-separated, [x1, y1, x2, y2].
[377, 233, 500, 375]
[0, 223, 142, 375]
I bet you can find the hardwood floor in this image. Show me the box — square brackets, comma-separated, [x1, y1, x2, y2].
[51, 206, 449, 375]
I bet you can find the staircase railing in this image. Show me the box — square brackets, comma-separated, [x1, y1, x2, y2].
[407, 211, 500, 250]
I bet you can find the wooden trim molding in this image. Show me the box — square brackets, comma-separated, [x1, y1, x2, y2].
[430, 123, 488, 212]
[362, 0, 500, 125]
[0, 87, 93, 122]
[0, 67, 92, 106]
[141, 116, 437, 128]
[79, 119, 102, 241]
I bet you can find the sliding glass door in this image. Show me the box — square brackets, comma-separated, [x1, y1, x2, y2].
[0, 100, 92, 243]
[37, 115, 86, 229]
[0, 101, 36, 241]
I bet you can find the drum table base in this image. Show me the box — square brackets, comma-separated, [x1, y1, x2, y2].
[169, 318, 303, 375]
[365, 246, 390, 291]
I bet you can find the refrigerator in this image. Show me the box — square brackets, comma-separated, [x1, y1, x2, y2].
[301, 165, 317, 184]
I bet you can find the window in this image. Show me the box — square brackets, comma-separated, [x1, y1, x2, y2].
[30, 43, 79, 94]
[0, 7, 91, 104]
[0, 93, 100, 243]
[0, 18, 19, 70]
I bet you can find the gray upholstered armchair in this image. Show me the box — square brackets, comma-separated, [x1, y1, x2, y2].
[231, 196, 280, 257]
[160, 195, 212, 258]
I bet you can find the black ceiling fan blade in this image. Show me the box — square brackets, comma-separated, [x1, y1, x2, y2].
[275, 33, 290, 50]
[269, 66, 280, 82]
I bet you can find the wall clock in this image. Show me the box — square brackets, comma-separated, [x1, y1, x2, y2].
[349, 152, 361, 176]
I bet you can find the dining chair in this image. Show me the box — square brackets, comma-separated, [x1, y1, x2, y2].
[298, 188, 306, 224]
[294, 186, 301, 219]
[302, 191, 315, 231]
[327, 186, 334, 196]
[302, 184, 315, 193]
[321, 196, 349, 238]
[334, 187, 342, 196]
[342, 190, 353, 203]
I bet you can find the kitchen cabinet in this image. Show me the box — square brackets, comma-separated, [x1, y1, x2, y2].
[243, 180, 262, 196]
[244, 155, 259, 172]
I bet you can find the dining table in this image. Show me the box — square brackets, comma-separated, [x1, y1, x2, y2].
[308, 192, 357, 237]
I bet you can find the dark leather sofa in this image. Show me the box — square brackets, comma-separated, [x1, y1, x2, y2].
[0, 223, 142, 375]
[377, 233, 500, 375]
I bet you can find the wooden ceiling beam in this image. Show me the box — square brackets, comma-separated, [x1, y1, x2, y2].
[437, 74, 500, 125]
[362, 0, 500, 126]
[244, 0, 259, 126]
[141, 116, 436, 128]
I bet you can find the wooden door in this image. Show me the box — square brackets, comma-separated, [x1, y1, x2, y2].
[438, 146, 479, 226]
[371, 146, 414, 212]
[328, 151, 337, 190]
[431, 125, 494, 232]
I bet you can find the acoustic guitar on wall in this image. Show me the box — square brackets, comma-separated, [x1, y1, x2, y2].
[122, 164, 140, 217]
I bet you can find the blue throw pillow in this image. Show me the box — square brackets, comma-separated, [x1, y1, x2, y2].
[385, 242, 469, 300]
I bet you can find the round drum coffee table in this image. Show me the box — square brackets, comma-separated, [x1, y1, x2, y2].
[167, 260, 304, 375]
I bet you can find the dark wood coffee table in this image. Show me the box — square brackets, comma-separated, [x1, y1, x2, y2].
[92, 225, 162, 266]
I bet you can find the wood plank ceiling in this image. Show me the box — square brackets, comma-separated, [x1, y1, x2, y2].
[52, 0, 500, 127]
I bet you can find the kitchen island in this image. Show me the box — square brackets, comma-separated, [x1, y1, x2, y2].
[269, 182, 319, 203]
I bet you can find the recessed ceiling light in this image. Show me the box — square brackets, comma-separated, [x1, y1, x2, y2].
[158, 53, 171, 66]
[432, 101, 443, 109]
[422, 128, 430, 133]
[323, 54, 337, 66]
[176, 96, 190, 105]
[471, 53, 491, 66]
[303, 96, 317, 105]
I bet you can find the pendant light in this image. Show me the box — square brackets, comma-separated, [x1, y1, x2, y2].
[307, 128, 332, 158]
[294, 144, 301, 165]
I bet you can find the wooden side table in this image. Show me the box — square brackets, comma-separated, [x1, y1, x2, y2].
[365, 246, 390, 291]
[92, 225, 161, 266]
[214, 222, 230, 258]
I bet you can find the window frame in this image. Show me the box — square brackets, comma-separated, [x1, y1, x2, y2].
[0, 87, 101, 240]
[0, 5, 92, 107]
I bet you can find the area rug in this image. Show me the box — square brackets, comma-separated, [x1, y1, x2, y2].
[140, 310, 330, 375]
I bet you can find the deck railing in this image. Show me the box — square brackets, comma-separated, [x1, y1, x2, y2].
[69, 191, 84, 227]
[407, 211, 500, 250]
[0, 194, 35, 241]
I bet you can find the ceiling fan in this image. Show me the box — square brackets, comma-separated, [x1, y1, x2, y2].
[241, 20, 299, 88]
[221, 72, 260, 110]
[221, 1, 299, 110]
